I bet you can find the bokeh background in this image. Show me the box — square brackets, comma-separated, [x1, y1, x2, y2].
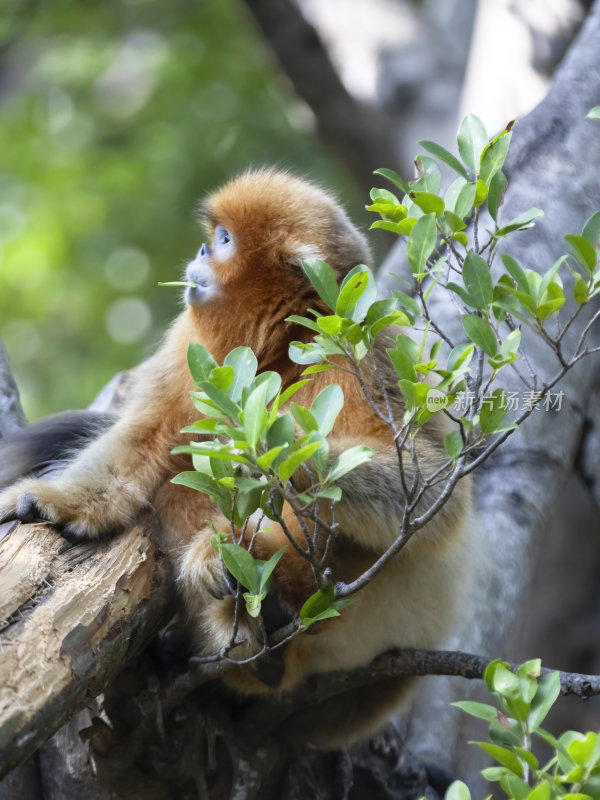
[0, 0, 587, 420]
[0, 0, 363, 419]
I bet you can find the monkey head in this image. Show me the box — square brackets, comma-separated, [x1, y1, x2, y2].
[184, 168, 369, 312]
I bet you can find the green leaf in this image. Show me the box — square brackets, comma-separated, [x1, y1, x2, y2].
[370, 187, 400, 203]
[373, 167, 411, 195]
[327, 445, 374, 483]
[500, 254, 529, 293]
[208, 365, 235, 393]
[158, 280, 197, 288]
[198, 381, 241, 422]
[278, 379, 311, 406]
[582, 209, 600, 249]
[444, 431, 463, 460]
[243, 382, 269, 448]
[338, 265, 378, 321]
[301, 258, 339, 310]
[258, 546, 287, 592]
[574, 277, 590, 304]
[443, 211, 467, 234]
[285, 314, 322, 334]
[480, 132, 512, 185]
[407, 213, 437, 275]
[499, 775, 532, 800]
[452, 701, 498, 722]
[445, 177, 468, 214]
[447, 343, 475, 372]
[392, 290, 420, 316]
[445, 782, 472, 800]
[565, 233, 597, 273]
[474, 742, 524, 776]
[188, 342, 218, 385]
[243, 591, 267, 618]
[463, 251, 493, 308]
[484, 658, 511, 692]
[462, 314, 497, 356]
[413, 155, 442, 194]
[314, 486, 342, 502]
[568, 732, 600, 767]
[365, 199, 407, 222]
[290, 402, 319, 433]
[447, 282, 477, 308]
[311, 384, 344, 436]
[481, 767, 512, 783]
[317, 315, 343, 335]
[256, 445, 288, 470]
[474, 179, 488, 206]
[496, 208, 544, 237]
[537, 255, 567, 303]
[267, 413, 295, 451]
[488, 170, 507, 222]
[220, 543, 259, 592]
[455, 182, 477, 219]
[278, 441, 323, 482]
[528, 671, 561, 730]
[457, 114, 488, 173]
[223, 347, 258, 401]
[288, 342, 326, 365]
[480, 388, 508, 434]
[365, 298, 396, 324]
[587, 106, 600, 120]
[370, 311, 410, 338]
[537, 281, 565, 320]
[336, 270, 369, 318]
[387, 348, 416, 381]
[301, 364, 334, 375]
[523, 783, 551, 800]
[398, 379, 430, 409]
[171, 470, 222, 498]
[417, 140, 469, 179]
[236, 485, 263, 520]
[370, 219, 411, 235]
[411, 191, 444, 217]
[300, 582, 334, 621]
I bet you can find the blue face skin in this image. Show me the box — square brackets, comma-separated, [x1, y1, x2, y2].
[185, 225, 234, 307]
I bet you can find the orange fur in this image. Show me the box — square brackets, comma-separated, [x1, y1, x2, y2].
[0, 168, 476, 746]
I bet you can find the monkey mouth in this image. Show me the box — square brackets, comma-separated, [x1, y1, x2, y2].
[184, 267, 217, 307]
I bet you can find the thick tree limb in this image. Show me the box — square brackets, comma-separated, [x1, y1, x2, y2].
[0, 515, 173, 779]
[241, 0, 403, 196]
[380, 0, 600, 775]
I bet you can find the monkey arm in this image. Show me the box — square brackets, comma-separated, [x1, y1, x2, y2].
[0, 318, 197, 538]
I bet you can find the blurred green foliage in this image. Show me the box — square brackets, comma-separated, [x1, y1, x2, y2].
[0, 0, 363, 420]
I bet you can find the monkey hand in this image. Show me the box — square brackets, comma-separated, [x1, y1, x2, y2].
[0, 472, 144, 540]
[177, 531, 235, 600]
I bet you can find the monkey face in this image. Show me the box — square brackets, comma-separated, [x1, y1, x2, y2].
[182, 169, 371, 343]
[185, 225, 234, 308]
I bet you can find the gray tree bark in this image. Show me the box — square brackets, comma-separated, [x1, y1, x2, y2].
[1, 2, 600, 796]
[379, 0, 600, 781]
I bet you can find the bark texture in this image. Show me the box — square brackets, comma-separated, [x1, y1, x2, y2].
[379, 0, 600, 778]
[241, 0, 403, 196]
[0, 514, 172, 779]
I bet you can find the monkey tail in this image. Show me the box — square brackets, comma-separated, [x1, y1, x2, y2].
[0, 410, 116, 488]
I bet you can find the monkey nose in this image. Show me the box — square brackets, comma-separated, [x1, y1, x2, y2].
[199, 243, 209, 258]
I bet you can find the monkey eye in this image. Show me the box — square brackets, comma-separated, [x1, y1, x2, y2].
[214, 225, 232, 247]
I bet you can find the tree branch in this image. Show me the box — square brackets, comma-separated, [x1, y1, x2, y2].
[240, 0, 403, 196]
[0, 515, 173, 779]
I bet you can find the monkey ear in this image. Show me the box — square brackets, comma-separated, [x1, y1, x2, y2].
[285, 244, 326, 277]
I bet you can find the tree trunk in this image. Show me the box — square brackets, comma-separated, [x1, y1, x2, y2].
[2, 1, 600, 796]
